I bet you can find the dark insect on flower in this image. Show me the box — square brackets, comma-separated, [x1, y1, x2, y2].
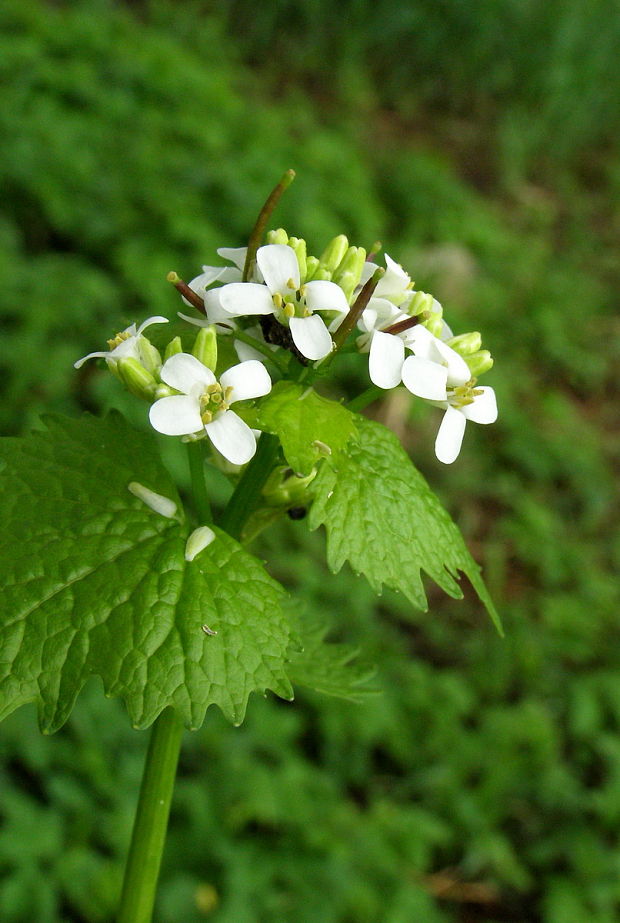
[287, 507, 307, 520]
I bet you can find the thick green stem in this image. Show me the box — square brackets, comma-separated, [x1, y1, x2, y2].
[117, 708, 184, 923]
[219, 433, 280, 540]
[187, 441, 212, 523]
[347, 385, 383, 413]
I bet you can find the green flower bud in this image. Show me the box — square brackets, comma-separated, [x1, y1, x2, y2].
[319, 235, 349, 274]
[424, 313, 444, 338]
[266, 227, 289, 245]
[288, 236, 307, 282]
[192, 326, 218, 371]
[408, 291, 436, 317]
[447, 331, 482, 356]
[164, 336, 183, 362]
[305, 255, 320, 281]
[138, 338, 163, 375]
[262, 466, 317, 507]
[337, 270, 358, 303]
[116, 357, 158, 400]
[332, 246, 367, 289]
[466, 350, 494, 377]
[311, 267, 332, 281]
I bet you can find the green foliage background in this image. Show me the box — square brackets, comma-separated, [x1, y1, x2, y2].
[1, 0, 619, 920]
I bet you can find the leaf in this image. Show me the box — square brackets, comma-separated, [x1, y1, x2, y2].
[240, 381, 358, 475]
[285, 606, 378, 703]
[308, 417, 501, 632]
[0, 413, 292, 732]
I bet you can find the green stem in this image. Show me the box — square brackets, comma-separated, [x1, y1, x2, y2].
[219, 433, 280, 540]
[117, 708, 184, 923]
[233, 329, 290, 373]
[243, 169, 296, 281]
[346, 385, 383, 413]
[187, 441, 212, 523]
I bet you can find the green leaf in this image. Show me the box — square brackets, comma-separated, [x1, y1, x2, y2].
[240, 381, 358, 475]
[308, 417, 501, 632]
[0, 413, 292, 732]
[285, 606, 378, 703]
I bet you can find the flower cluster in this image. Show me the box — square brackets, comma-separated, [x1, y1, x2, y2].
[75, 229, 497, 466]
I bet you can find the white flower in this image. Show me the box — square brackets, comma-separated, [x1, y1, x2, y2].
[369, 325, 497, 463]
[359, 253, 412, 305]
[74, 316, 168, 369]
[179, 247, 248, 326]
[209, 244, 350, 360]
[148, 353, 271, 465]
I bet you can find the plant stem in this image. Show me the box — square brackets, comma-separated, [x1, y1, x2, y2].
[187, 441, 212, 523]
[219, 433, 280, 540]
[346, 385, 383, 413]
[243, 169, 296, 281]
[117, 708, 184, 923]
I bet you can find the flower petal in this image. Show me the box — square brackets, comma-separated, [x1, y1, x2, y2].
[256, 244, 300, 294]
[401, 355, 448, 400]
[160, 353, 216, 394]
[375, 253, 410, 296]
[220, 360, 272, 403]
[74, 350, 110, 369]
[205, 410, 258, 465]
[368, 331, 405, 389]
[217, 246, 247, 270]
[136, 316, 169, 336]
[461, 387, 498, 424]
[149, 395, 203, 436]
[203, 288, 237, 324]
[435, 406, 467, 464]
[303, 280, 350, 315]
[407, 326, 470, 385]
[218, 282, 274, 317]
[289, 315, 333, 360]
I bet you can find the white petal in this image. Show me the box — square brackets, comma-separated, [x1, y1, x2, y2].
[375, 253, 410, 296]
[74, 350, 110, 369]
[149, 395, 203, 436]
[358, 306, 378, 333]
[303, 280, 349, 315]
[205, 410, 257, 465]
[432, 339, 471, 386]
[177, 311, 211, 328]
[435, 406, 467, 464]
[136, 316, 169, 336]
[407, 326, 470, 386]
[220, 360, 272, 403]
[461, 387, 498, 424]
[184, 525, 216, 561]
[289, 315, 333, 360]
[256, 244, 300, 294]
[218, 282, 274, 317]
[401, 355, 448, 400]
[368, 331, 405, 389]
[359, 261, 379, 285]
[110, 337, 140, 360]
[217, 246, 247, 270]
[188, 268, 227, 295]
[203, 288, 235, 324]
[160, 353, 216, 394]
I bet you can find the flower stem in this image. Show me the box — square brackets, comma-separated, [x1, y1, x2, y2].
[243, 169, 296, 281]
[117, 708, 184, 923]
[187, 441, 212, 523]
[346, 385, 383, 413]
[219, 433, 280, 540]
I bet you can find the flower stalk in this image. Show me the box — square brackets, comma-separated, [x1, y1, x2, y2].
[117, 708, 184, 923]
[243, 169, 296, 281]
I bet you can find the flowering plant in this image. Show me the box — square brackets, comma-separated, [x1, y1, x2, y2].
[0, 172, 500, 922]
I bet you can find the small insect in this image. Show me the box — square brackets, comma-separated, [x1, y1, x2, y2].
[201, 624, 218, 636]
[287, 507, 307, 521]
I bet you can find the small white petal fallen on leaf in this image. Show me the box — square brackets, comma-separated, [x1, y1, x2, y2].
[128, 482, 178, 519]
[185, 525, 216, 562]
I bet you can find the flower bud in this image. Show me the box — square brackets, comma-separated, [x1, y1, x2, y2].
[137, 338, 163, 375]
[311, 267, 332, 281]
[337, 270, 358, 303]
[304, 255, 320, 281]
[466, 350, 494, 377]
[266, 227, 289, 245]
[116, 358, 158, 400]
[447, 331, 482, 356]
[408, 291, 435, 317]
[192, 326, 218, 371]
[319, 235, 349, 274]
[184, 525, 216, 562]
[332, 246, 367, 290]
[423, 313, 444, 338]
[288, 236, 307, 282]
[164, 336, 183, 361]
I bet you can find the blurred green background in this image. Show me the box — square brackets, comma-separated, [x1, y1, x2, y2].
[1, 0, 619, 920]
